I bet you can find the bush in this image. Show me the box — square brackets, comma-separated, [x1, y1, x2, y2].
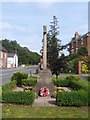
[52, 77, 69, 87]
[56, 89, 88, 106]
[52, 76, 88, 91]
[2, 91, 35, 105]
[11, 71, 28, 86]
[65, 75, 80, 82]
[2, 80, 16, 93]
[22, 77, 37, 86]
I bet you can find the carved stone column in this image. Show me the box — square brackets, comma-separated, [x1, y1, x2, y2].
[43, 26, 47, 69]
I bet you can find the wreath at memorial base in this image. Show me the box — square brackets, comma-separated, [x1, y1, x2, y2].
[39, 86, 50, 97]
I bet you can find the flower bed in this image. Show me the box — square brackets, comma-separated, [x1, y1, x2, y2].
[52, 75, 89, 106]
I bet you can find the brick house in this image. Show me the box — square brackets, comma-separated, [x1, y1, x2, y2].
[68, 32, 90, 74]
[69, 32, 90, 57]
[0, 44, 8, 68]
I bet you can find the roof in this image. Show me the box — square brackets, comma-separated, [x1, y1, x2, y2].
[0, 44, 7, 52]
[8, 53, 16, 57]
[70, 31, 90, 43]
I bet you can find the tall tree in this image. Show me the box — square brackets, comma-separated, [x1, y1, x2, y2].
[47, 16, 61, 75]
[1, 39, 40, 65]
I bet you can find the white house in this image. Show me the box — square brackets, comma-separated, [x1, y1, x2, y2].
[7, 53, 18, 68]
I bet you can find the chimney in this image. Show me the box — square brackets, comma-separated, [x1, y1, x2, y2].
[75, 32, 79, 39]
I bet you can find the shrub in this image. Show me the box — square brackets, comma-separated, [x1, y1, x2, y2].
[65, 75, 80, 82]
[22, 77, 37, 86]
[56, 89, 88, 106]
[2, 91, 35, 105]
[2, 80, 16, 93]
[11, 71, 28, 86]
[52, 76, 88, 91]
[52, 77, 69, 87]
[81, 63, 88, 73]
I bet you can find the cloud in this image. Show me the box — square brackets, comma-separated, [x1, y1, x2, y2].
[19, 34, 42, 54]
[0, 21, 34, 33]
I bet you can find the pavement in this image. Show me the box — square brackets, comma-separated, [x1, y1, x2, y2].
[32, 96, 56, 107]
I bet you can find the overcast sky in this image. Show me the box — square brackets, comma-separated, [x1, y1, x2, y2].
[0, 1, 88, 55]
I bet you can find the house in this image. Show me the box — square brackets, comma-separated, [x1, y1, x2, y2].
[7, 53, 18, 68]
[68, 32, 90, 74]
[69, 32, 90, 57]
[0, 44, 8, 68]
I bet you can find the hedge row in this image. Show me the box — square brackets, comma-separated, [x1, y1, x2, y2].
[2, 80, 16, 93]
[56, 90, 88, 106]
[2, 91, 35, 105]
[11, 71, 37, 86]
[11, 71, 28, 86]
[52, 76, 88, 90]
[22, 77, 37, 86]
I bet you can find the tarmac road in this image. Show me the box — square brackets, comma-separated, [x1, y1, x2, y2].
[0, 65, 38, 85]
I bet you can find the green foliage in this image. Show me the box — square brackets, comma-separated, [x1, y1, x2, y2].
[11, 71, 28, 86]
[52, 77, 69, 87]
[81, 63, 88, 73]
[52, 76, 88, 90]
[2, 80, 16, 93]
[47, 16, 62, 76]
[56, 89, 88, 106]
[54, 75, 89, 106]
[22, 77, 37, 86]
[77, 45, 88, 56]
[2, 91, 35, 105]
[66, 76, 88, 90]
[65, 53, 80, 74]
[1, 39, 40, 65]
[66, 46, 88, 74]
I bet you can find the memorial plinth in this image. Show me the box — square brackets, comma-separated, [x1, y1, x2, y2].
[34, 69, 55, 95]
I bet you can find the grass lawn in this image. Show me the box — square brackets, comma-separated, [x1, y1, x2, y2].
[2, 104, 89, 118]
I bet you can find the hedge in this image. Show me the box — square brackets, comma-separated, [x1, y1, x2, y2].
[11, 71, 28, 86]
[22, 77, 37, 86]
[2, 80, 16, 93]
[56, 90, 88, 106]
[2, 91, 35, 105]
[52, 77, 69, 87]
[52, 76, 88, 90]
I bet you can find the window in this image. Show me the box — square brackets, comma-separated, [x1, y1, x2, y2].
[81, 38, 83, 45]
[76, 40, 78, 48]
[72, 42, 74, 49]
[76, 47, 78, 53]
[1, 52, 3, 58]
[71, 49, 74, 54]
[4, 53, 7, 59]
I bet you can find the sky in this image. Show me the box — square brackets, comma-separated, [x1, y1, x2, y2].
[0, 1, 89, 55]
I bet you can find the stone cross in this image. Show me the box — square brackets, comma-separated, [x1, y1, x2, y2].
[43, 26, 47, 69]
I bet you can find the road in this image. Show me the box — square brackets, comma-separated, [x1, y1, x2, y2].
[0, 65, 38, 85]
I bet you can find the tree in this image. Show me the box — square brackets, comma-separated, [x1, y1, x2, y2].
[51, 53, 68, 78]
[1, 39, 40, 65]
[47, 16, 62, 76]
[77, 46, 88, 56]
